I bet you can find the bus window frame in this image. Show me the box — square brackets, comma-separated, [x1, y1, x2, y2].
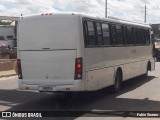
[100, 22, 112, 47]
[82, 17, 151, 48]
[114, 24, 125, 46]
[125, 26, 135, 46]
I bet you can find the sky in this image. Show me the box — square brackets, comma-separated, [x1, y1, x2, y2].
[0, 0, 160, 24]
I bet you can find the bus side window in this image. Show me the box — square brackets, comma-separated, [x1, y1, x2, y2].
[126, 26, 135, 45]
[144, 29, 150, 45]
[96, 22, 103, 46]
[84, 21, 89, 46]
[123, 26, 127, 45]
[102, 23, 111, 46]
[110, 24, 117, 45]
[86, 21, 97, 46]
[138, 28, 144, 45]
[115, 25, 124, 45]
[135, 28, 138, 45]
[135, 28, 143, 45]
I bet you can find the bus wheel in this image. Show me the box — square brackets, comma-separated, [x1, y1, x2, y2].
[113, 70, 122, 93]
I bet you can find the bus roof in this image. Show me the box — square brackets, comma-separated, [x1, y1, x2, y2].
[21, 13, 151, 28]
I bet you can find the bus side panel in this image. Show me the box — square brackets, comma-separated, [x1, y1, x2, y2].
[19, 50, 76, 84]
[76, 16, 87, 91]
[123, 61, 143, 81]
[141, 60, 149, 74]
[85, 48, 115, 91]
[86, 67, 114, 91]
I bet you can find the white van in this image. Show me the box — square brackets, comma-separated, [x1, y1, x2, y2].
[18, 13, 155, 93]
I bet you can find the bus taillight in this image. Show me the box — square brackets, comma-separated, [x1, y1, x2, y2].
[17, 59, 23, 79]
[74, 57, 83, 80]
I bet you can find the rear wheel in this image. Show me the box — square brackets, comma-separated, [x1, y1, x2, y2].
[113, 70, 122, 93]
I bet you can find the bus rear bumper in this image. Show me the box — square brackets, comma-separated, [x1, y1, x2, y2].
[18, 79, 85, 92]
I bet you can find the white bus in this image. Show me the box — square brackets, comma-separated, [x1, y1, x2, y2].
[17, 13, 155, 93]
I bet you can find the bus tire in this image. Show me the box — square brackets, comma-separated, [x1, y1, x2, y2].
[113, 70, 122, 93]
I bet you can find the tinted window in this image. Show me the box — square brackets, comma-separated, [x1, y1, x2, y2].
[126, 26, 135, 44]
[87, 21, 97, 45]
[143, 29, 150, 45]
[115, 25, 124, 45]
[135, 28, 139, 44]
[135, 28, 144, 45]
[83, 19, 150, 47]
[96, 22, 103, 45]
[84, 21, 97, 46]
[84, 21, 89, 45]
[102, 23, 111, 45]
[110, 24, 117, 45]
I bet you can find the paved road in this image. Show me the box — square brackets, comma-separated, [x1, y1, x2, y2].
[0, 62, 160, 120]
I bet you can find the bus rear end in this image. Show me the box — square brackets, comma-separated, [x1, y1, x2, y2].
[18, 14, 84, 92]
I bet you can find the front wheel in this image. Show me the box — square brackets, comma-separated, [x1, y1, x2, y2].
[113, 70, 122, 93]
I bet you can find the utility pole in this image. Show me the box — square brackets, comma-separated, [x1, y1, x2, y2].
[144, 5, 146, 23]
[105, 0, 108, 17]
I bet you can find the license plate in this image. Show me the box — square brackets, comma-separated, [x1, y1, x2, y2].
[41, 86, 53, 91]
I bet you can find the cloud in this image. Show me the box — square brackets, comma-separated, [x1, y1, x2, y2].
[0, 4, 6, 12]
[0, 0, 160, 23]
